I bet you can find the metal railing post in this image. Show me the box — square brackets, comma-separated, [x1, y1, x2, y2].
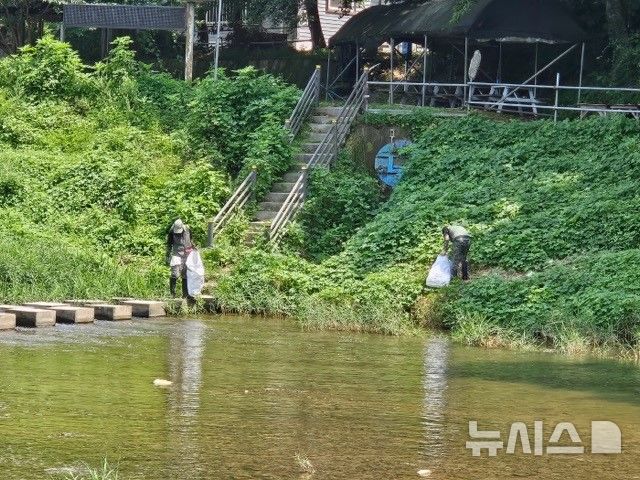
[332, 120, 338, 164]
[207, 222, 214, 247]
[250, 165, 257, 201]
[389, 38, 395, 105]
[363, 67, 370, 112]
[314, 65, 321, 104]
[554, 73, 560, 124]
[301, 166, 309, 196]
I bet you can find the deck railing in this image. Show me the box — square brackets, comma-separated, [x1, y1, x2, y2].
[269, 68, 372, 244]
[364, 78, 640, 121]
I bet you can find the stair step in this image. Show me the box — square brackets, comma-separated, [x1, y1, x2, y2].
[249, 220, 271, 228]
[283, 171, 303, 182]
[316, 106, 343, 116]
[310, 115, 332, 123]
[265, 192, 289, 202]
[297, 153, 313, 163]
[272, 182, 296, 192]
[258, 201, 283, 212]
[255, 210, 278, 221]
[302, 143, 321, 153]
[309, 123, 332, 133]
[307, 132, 326, 143]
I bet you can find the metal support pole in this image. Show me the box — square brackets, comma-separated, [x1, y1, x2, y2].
[314, 64, 322, 104]
[332, 119, 338, 161]
[389, 38, 395, 105]
[213, 0, 223, 80]
[355, 41, 360, 81]
[60, 23, 65, 41]
[554, 73, 560, 124]
[497, 42, 502, 82]
[422, 35, 428, 107]
[185, 2, 195, 81]
[534, 42, 539, 97]
[363, 67, 370, 112]
[578, 42, 586, 104]
[325, 48, 331, 101]
[463, 37, 469, 105]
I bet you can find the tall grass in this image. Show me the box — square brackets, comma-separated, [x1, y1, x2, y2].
[0, 233, 164, 303]
[297, 295, 417, 335]
[61, 459, 119, 480]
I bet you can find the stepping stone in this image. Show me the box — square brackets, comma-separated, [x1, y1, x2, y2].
[24, 302, 67, 308]
[120, 300, 166, 318]
[199, 295, 216, 313]
[49, 306, 94, 324]
[91, 304, 132, 321]
[0, 312, 16, 330]
[24, 302, 95, 324]
[65, 300, 106, 307]
[0, 305, 56, 328]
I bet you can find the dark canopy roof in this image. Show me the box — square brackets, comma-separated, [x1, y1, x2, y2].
[330, 0, 588, 47]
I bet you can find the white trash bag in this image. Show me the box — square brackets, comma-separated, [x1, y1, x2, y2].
[425, 255, 452, 288]
[185, 249, 205, 296]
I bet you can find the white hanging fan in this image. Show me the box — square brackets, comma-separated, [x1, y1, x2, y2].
[468, 49, 482, 82]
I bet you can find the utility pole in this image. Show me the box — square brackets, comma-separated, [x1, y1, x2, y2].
[185, 2, 195, 81]
[214, 0, 223, 80]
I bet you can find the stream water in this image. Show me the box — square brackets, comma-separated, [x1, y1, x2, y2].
[0, 316, 638, 479]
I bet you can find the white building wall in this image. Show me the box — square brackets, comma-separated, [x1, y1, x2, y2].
[294, 1, 381, 51]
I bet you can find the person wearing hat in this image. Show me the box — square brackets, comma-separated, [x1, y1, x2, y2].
[166, 218, 193, 298]
[442, 224, 472, 280]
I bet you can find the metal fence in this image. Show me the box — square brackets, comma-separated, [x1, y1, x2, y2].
[365, 78, 640, 122]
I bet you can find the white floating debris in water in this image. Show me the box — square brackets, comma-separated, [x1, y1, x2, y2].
[417, 469, 432, 477]
[244, 389, 249, 394]
[153, 379, 172, 387]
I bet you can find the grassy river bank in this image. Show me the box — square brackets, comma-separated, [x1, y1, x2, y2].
[206, 111, 640, 358]
[1, 37, 638, 358]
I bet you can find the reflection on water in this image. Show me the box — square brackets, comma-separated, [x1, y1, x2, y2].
[168, 320, 205, 476]
[422, 336, 449, 467]
[0, 316, 637, 479]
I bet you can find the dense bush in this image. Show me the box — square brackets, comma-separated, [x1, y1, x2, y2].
[0, 36, 298, 302]
[212, 110, 640, 349]
[298, 154, 383, 260]
[185, 66, 299, 176]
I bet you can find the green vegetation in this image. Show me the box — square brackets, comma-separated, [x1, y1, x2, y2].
[209, 110, 640, 353]
[0, 35, 298, 303]
[2, 33, 638, 356]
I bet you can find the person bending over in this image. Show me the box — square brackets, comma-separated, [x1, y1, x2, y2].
[442, 224, 471, 280]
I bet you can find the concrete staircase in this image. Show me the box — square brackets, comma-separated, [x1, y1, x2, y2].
[247, 106, 342, 242]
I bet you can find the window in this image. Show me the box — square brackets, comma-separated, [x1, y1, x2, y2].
[326, 0, 353, 14]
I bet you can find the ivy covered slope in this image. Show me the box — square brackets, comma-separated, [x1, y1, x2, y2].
[0, 36, 298, 302]
[346, 112, 640, 350]
[210, 111, 640, 352]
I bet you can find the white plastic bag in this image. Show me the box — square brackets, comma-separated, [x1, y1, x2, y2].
[185, 250, 205, 296]
[425, 255, 452, 288]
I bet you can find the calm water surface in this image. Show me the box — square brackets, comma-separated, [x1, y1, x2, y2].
[0, 316, 638, 479]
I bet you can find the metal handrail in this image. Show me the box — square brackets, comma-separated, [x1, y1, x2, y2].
[269, 68, 372, 244]
[286, 66, 321, 139]
[207, 168, 256, 246]
[308, 68, 370, 169]
[206, 68, 322, 247]
[269, 167, 308, 244]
